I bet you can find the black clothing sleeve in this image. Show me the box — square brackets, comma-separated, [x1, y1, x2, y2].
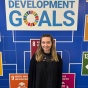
[57, 54, 63, 88]
[28, 54, 36, 88]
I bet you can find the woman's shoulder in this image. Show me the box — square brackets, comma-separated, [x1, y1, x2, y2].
[32, 54, 36, 58]
[31, 54, 36, 62]
[57, 53, 62, 62]
[57, 53, 61, 58]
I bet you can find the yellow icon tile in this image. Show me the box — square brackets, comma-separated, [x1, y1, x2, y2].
[84, 15, 88, 41]
[0, 52, 3, 76]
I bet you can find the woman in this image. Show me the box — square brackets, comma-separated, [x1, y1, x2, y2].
[28, 34, 62, 88]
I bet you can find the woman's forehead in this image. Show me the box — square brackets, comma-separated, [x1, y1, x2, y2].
[41, 37, 51, 40]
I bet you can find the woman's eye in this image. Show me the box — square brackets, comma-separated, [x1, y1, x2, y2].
[47, 42, 50, 44]
[42, 42, 45, 44]
[42, 41, 51, 44]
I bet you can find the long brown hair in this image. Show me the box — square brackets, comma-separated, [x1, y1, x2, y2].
[35, 34, 59, 62]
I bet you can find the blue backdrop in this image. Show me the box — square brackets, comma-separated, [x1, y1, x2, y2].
[0, 0, 88, 88]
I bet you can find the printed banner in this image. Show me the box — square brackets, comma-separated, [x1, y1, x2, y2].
[0, 52, 3, 76]
[30, 39, 40, 58]
[82, 52, 88, 75]
[5, 0, 79, 31]
[84, 15, 88, 41]
[9, 74, 28, 88]
[62, 73, 75, 88]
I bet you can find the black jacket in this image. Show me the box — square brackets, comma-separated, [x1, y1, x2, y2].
[28, 53, 62, 88]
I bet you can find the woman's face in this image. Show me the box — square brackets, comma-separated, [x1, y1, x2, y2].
[41, 37, 52, 53]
